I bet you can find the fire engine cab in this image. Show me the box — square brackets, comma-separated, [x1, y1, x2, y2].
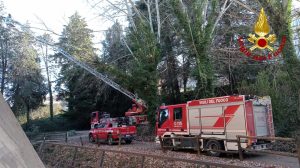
[156, 95, 274, 156]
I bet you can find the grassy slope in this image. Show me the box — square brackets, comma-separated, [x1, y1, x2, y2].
[19, 104, 75, 132]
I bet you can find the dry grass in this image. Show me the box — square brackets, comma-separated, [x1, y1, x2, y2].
[17, 104, 63, 125]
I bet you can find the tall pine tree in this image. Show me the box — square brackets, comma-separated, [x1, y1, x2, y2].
[56, 12, 99, 128]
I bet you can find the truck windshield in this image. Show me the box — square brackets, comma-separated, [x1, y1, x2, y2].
[97, 123, 105, 128]
[159, 109, 169, 128]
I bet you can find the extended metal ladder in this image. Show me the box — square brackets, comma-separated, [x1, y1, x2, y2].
[1, 15, 147, 108]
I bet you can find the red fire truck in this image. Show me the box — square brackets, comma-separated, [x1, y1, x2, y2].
[156, 95, 274, 156]
[90, 111, 145, 129]
[125, 100, 148, 125]
[89, 114, 137, 145]
[90, 111, 110, 128]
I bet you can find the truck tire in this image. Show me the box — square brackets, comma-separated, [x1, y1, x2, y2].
[107, 135, 114, 145]
[89, 134, 95, 143]
[162, 137, 175, 150]
[125, 140, 132, 144]
[205, 140, 222, 157]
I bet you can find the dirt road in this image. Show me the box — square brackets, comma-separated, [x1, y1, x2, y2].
[62, 130, 299, 168]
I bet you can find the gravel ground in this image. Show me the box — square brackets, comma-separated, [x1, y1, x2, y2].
[63, 132, 299, 168]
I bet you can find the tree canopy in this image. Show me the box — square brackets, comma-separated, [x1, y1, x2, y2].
[0, 0, 299, 135]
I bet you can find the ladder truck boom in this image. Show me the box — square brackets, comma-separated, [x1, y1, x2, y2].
[1, 15, 147, 115]
[53, 47, 144, 106]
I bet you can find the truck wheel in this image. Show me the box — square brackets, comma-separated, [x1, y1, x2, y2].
[205, 140, 222, 157]
[162, 138, 175, 150]
[125, 140, 132, 144]
[89, 134, 95, 143]
[107, 135, 114, 145]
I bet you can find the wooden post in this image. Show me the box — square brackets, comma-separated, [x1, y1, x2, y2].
[196, 135, 201, 156]
[296, 135, 300, 166]
[80, 136, 83, 146]
[97, 134, 100, 147]
[118, 133, 121, 146]
[37, 142, 44, 155]
[237, 136, 244, 160]
[38, 142, 45, 162]
[140, 156, 145, 168]
[159, 136, 165, 152]
[65, 132, 68, 143]
[71, 147, 78, 167]
[99, 151, 105, 168]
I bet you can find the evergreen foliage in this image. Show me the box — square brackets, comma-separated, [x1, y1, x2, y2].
[170, 0, 218, 99]
[126, 20, 160, 124]
[0, 1, 299, 135]
[0, 22, 47, 127]
[55, 13, 101, 128]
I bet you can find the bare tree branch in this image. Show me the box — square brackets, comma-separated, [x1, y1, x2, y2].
[232, 0, 258, 15]
[124, 0, 137, 31]
[146, 0, 154, 33]
[33, 15, 61, 36]
[121, 36, 140, 64]
[155, 0, 161, 43]
[105, 0, 128, 15]
[210, 0, 232, 38]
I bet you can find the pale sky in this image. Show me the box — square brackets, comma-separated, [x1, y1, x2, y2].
[3, 0, 300, 50]
[295, 0, 300, 7]
[3, 0, 119, 96]
[3, 0, 117, 49]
